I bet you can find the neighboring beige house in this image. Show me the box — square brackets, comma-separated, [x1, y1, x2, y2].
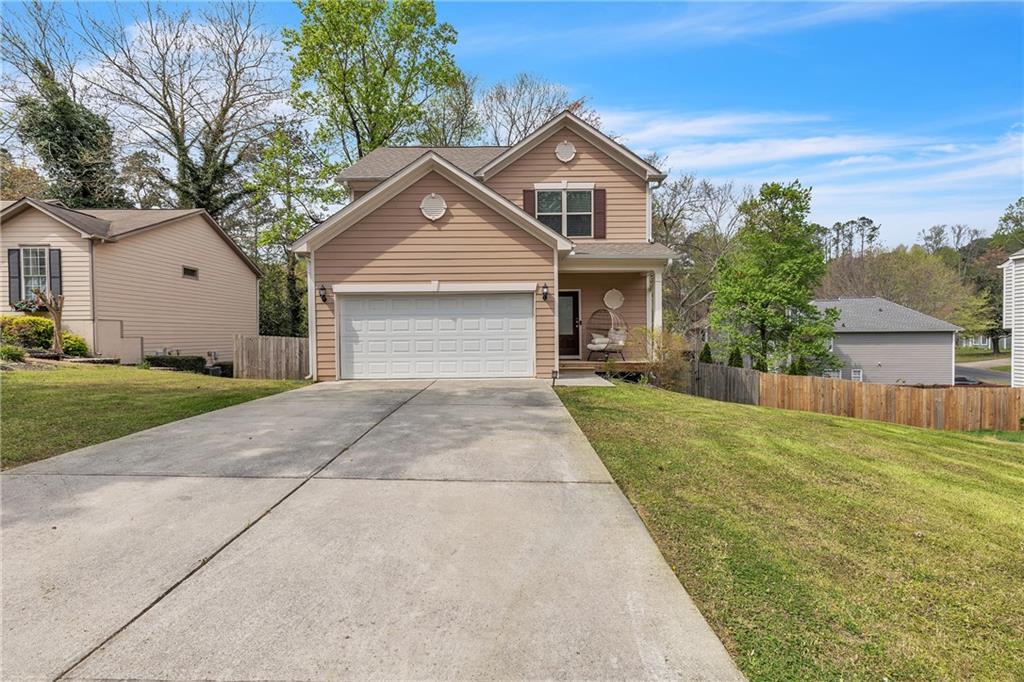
[292, 110, 673, 380]
[1, 198, 260, 363]
[1000, 248, 1023, 387]
[812, 297, 959, 385]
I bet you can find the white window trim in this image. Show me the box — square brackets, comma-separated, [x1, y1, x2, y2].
[851, 368, 864, 382]
[536, 188, 593, 238]
[533, 181, 595, 190]
[19, 245, 49, 299]
[823, 369, 842, 379]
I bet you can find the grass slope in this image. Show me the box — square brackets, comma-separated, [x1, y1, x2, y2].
[1, 364, 306, 468]
[557, 383, 1024, 681]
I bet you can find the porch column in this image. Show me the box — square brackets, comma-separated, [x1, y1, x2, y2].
[653, 268, 663, 332]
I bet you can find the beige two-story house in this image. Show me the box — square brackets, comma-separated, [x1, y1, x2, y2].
[292, 111, 673, 380]
[1, 198, 260, 363]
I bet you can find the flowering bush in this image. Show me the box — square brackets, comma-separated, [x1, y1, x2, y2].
[12, 299, 46, 313]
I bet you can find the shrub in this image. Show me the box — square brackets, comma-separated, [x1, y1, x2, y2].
[61, 332, 89, 357]
[1, 344, 25, 362]
[145, 355, 207, 373]
[634, 328, 694, 393]
[727, 346, 743, 368]
[1, 315, 54, 348]
[698, 342, 713, 364]
[212, 361, 234, 377]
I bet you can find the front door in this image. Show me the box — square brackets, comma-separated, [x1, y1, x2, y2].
[558, 291, 580, 357]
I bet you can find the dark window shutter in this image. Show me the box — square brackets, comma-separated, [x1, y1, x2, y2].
[8, 249, 20, 305]
[593, 189, 607, 239]
[49, 249, 62, 296]
[523, 189, 536, 216]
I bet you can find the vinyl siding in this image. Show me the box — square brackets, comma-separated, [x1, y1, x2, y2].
[312, 171, 557, 380]
[559, 272, 648, 360]
[1011, 260, 1024, 387]
[92, 215, 258, 361]
[486, 127, 648, 241]
[1003, 260, 1014, 329]
[832, 332, 954, 385]
[0, 210, 94, 342]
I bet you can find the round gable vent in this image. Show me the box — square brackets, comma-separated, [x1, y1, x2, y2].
[420, 193, 447, 221]
[555, 140, 576, 163]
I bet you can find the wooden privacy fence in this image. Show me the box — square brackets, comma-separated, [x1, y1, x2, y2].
[233, 335, 308, 380]
[694, 362, 1023, 432]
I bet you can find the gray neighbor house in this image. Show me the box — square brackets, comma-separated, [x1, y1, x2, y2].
[812, 297, 959, 386]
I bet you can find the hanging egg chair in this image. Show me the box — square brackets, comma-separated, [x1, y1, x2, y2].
[584, 289, 629, 360]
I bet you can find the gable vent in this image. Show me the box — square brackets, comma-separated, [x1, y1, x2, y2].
[555, 140, 576, 162]
[420, 193, 447, 221]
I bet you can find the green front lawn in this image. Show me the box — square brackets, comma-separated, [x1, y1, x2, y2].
[955, 347, 1009, 363]
[557, 383, 1023, 680]
[1, 363, 307, 468]
[991, 364, 1011, 373]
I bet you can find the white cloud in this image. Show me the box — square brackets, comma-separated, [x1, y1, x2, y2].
[662, 134, 918, 170]
[457, 2, 924, 55]
[824, 154, 895, 167]
[599, 103, 1021, 245]
[603, 110, 829, 146]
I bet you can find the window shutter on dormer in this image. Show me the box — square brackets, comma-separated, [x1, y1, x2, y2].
[8, 249, 20, 305]
[523, 189, 536, 216]
[593, 189, 607, 239]
[49, 249, 62, 296]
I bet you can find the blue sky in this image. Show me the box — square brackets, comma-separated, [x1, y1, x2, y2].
[436, 1, 1023, 246]
[11, 1, 1024, 245]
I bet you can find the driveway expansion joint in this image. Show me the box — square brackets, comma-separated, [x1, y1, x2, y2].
[53, 380, 436, 682]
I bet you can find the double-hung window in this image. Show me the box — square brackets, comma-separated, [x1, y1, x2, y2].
[20, 246, 48, 298]
[536, 189, 593, 237]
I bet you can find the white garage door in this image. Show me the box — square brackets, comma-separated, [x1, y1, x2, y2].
[338, 293, 535, 379]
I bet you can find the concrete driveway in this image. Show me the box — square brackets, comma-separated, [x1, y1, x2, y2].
[2, 380, 742, 681]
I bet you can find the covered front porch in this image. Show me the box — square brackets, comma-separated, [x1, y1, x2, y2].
[556, 268, 662, 371]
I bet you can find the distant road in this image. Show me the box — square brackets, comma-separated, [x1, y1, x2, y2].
[955, 364, 1010, 385]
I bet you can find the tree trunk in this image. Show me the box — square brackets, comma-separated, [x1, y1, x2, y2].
[285, 250, 302, 337]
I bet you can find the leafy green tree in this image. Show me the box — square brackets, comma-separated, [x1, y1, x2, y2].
[819, 245, 995, 337]
[247, 122, 344, 337]
[14, 63, 127, 208]
[285, 0, 459, 164]
[710, 181, 837, 372]
[698, 343, 713, 364]
[993, 197, 1024, 253]
[0, 148, 51, 199]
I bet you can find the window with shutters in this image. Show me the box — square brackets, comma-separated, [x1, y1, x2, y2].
[20, 246, 48, 298]
[536, 189, 592, 237]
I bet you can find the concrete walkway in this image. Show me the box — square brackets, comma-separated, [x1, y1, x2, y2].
[2, 380, 742, 681]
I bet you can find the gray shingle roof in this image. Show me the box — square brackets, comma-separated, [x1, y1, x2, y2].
[337, 147, 508, 181]
[812, 297, 960, 333]
[1, 198, 203, 237]
[569, 241, 676, 260]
